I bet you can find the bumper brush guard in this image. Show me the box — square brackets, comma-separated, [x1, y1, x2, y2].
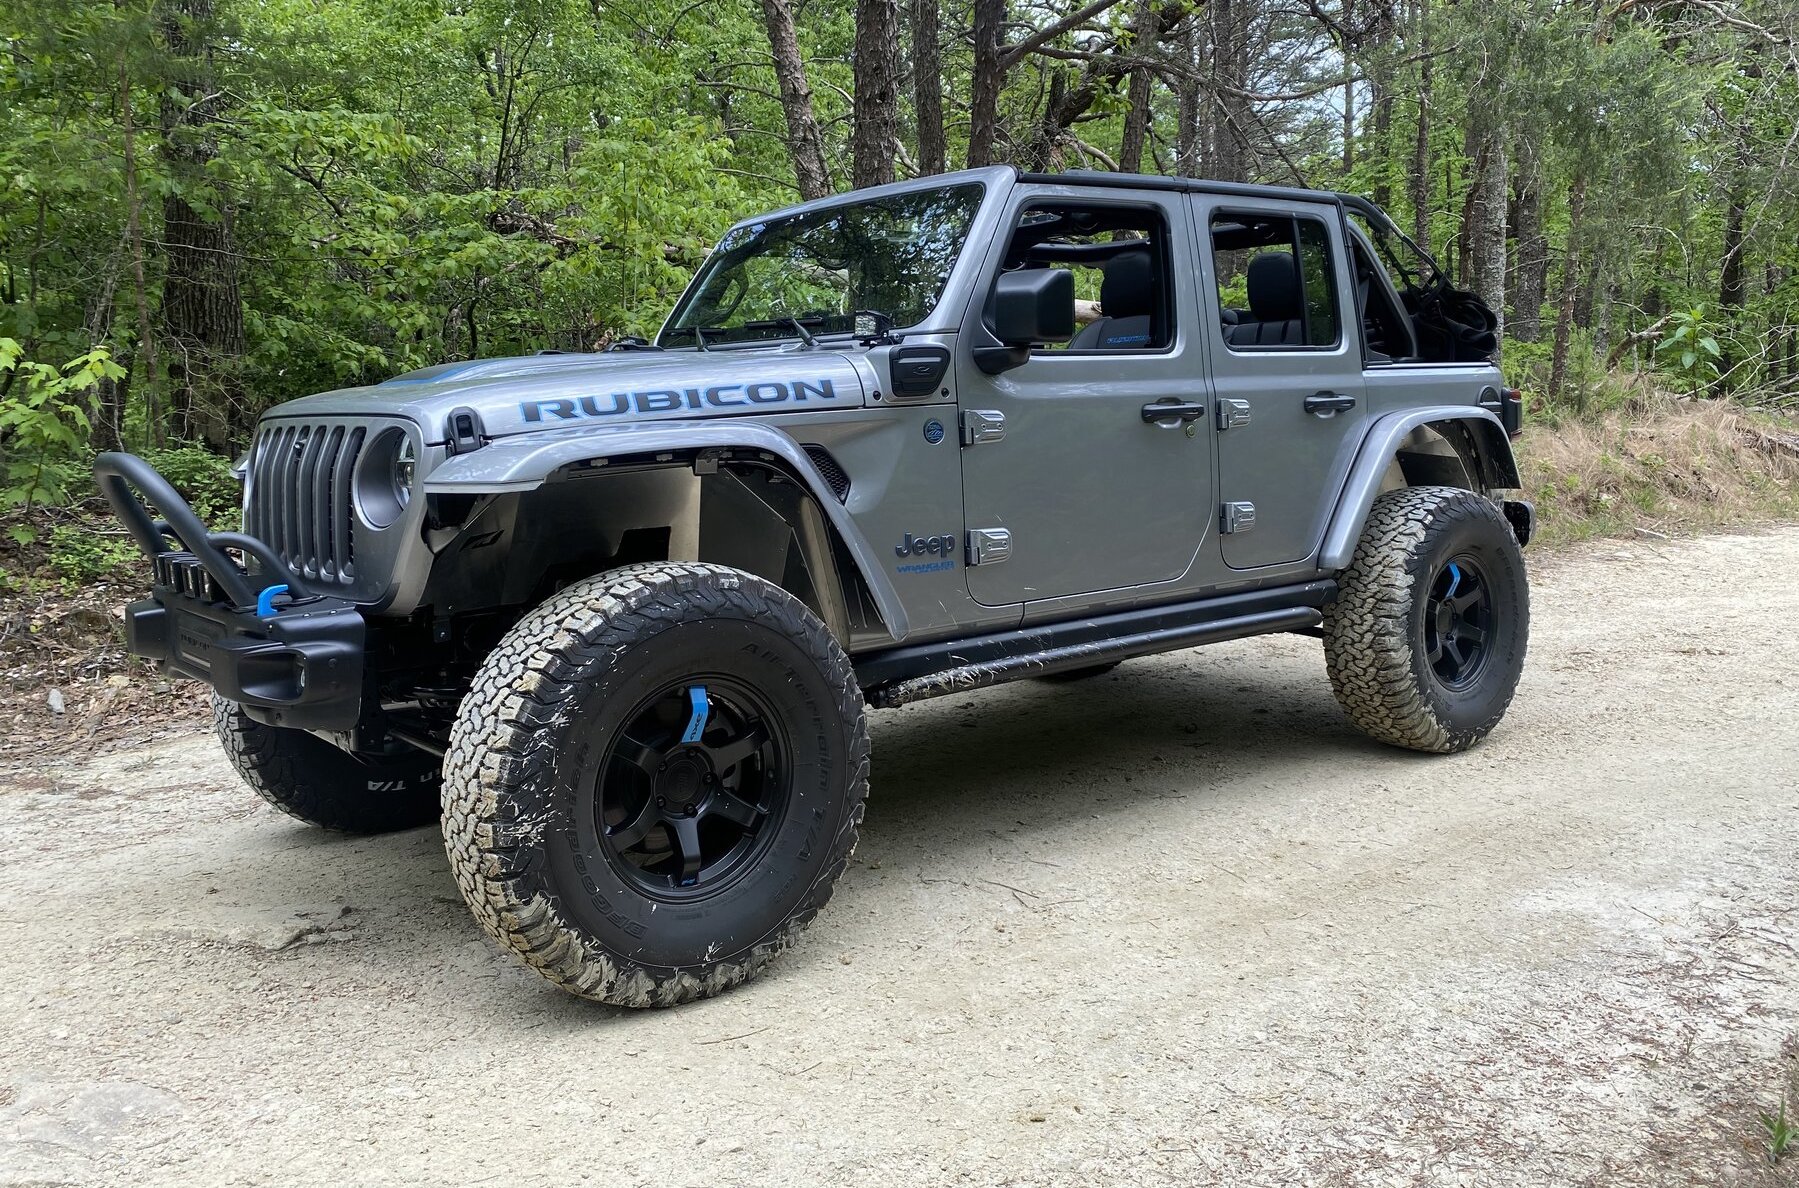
[95, 452, 366, 731]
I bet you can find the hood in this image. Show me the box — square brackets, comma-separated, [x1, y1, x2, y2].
[262, 348, 871, 443]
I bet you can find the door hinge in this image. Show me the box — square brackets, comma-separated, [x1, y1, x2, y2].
[966, 527, 1012, 565]
[1220, 502, 1256, 534]
[1216, 399, 1251, 430]
[961, 409, 1006, 446]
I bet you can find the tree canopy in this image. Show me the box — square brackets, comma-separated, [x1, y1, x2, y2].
[2, 0, 1796, 497]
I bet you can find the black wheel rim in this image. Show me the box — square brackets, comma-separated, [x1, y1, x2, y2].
[593, 678, 788, 901]
[1423, 554, 1495, 691]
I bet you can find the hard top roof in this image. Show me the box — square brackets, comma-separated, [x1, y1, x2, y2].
[735, 165, 1384, 231]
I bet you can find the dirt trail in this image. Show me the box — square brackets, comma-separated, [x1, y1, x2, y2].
[3, 530, 1797, 1187]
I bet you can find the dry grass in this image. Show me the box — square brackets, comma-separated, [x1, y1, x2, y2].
[1517, 396, 1799, 546]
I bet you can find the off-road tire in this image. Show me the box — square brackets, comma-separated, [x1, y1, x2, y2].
[441, 562, 869, 1007]
[213, 694, 442, 833]
[1323, 486, 1528, 754]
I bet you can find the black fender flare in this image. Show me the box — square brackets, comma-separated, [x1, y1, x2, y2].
[1319, 406, 1521, 571]
[422, 420, 912, 641]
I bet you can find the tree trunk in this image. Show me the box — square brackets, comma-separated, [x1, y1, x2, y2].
[118, 51, 160, 449]
[1117, 0, 1156, 172]
[1340, 0, 1356, 174]
[1371, 81, 1394, 209]
[1509, 163, 1548, 341]
[1409, 0, 1432, 248]
[1209, 0, 1251, 183]
[910, 0, 946, 175]
[84, 257, 124, 452]
[759, 0, 832, 199]
[1549, 175, 1588, 405]
[852, 0, 901, 188]
[1466, 124, 1506, 346]
[157, 0, 245, 450]
[1174, 16, 1203, 175]
[967, 0, 1005, 166]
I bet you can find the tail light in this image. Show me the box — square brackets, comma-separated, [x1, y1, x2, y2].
[1500, 387, 1524, 438]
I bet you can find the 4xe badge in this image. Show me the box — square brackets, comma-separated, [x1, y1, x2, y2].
[894, 531, 957, 575]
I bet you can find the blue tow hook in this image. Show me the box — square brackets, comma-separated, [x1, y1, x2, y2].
[681, 685, 710, 744]
[255, 584, 291, 617]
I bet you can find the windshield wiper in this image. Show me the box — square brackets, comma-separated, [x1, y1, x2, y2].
[664, 325, 725, 351]
[743, 316, 822, 349]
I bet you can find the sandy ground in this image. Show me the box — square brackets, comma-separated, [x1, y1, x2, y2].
[2, 529, 1797, 1187]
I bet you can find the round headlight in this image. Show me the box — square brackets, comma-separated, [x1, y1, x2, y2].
[392, 437, 416, 508]
[355, 428, 417, 529]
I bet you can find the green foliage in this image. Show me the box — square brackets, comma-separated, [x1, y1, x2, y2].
[0, 338, 120, 512]
[1763, 1096, 1794, 1164]
[141, 444, 241, 527]
[1654, 308, 1724, 394]
[45, 524, 141, 585]
[0, 0, 1795, 485]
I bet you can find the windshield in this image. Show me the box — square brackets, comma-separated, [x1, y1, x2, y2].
[661, 183, 985, 347]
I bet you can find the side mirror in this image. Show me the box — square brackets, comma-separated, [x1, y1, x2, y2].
[976, 268, 1075, 374]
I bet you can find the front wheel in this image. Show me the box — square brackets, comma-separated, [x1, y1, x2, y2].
[441, 562, 869, 1007]
[1323, 486, 1529, 753]
[214, 694, 442, 833]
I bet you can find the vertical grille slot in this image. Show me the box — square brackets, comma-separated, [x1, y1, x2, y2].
[245, 420, 370, 587]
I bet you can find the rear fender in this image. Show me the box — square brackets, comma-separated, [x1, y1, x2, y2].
[424, 420, 911, 642]
[1320, 407, 1522, 571]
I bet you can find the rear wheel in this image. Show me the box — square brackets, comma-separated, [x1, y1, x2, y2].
[441, 562, 868, 1007]
[213, 694, 442, 833]
[1323, 486, 1528, 753]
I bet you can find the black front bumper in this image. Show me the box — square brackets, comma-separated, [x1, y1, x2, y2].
[97, 452, 367, 731]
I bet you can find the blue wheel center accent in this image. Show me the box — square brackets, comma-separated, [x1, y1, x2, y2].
[681, 685, 710, 744]
[1445, 561, 1462, 596]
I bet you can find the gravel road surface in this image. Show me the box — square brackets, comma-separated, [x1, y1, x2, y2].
[3, 529, 1796, 1187]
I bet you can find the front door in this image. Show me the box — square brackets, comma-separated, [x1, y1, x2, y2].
[954, 189, 1213, 608]
[1193, 197, 1366, 571]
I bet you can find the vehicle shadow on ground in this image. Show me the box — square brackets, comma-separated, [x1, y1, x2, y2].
[159, 647, 1401, 1020]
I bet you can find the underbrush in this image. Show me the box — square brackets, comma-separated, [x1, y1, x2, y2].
[1514, 389, 1799, 545]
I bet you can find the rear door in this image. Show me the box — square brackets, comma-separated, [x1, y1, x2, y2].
[1193, 197, 1365, 571]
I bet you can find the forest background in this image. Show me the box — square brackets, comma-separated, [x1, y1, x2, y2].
[2, 0, 1797, 579]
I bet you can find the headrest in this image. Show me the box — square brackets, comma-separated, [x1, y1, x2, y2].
[1247, 251, 1303, 322]
[1100, 248, 1156, 320]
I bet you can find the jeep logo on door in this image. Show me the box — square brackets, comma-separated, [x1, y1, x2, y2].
[894, 531, 957, 575]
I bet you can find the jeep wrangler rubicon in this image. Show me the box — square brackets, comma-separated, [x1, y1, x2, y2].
[98, 166, 1531, 1007]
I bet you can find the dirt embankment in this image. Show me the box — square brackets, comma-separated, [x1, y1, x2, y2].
[1, 528, 1795, 1186]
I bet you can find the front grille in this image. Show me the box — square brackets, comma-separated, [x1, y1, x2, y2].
[245, 420, 368, 585]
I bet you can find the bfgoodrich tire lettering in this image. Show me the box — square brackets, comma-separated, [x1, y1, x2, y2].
[213, 694, 442, 833]
[1323, 486, 1529, 753]
[441, 562, 868, 1007]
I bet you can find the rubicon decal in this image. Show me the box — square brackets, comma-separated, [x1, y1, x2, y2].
[520, 378, 842, 422]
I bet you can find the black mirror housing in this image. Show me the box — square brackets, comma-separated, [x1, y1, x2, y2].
[991, 268, 1075, 346]
[975, 268, 1076, 374]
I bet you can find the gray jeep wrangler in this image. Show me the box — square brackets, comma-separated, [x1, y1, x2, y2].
[98, 166, 1531, 1006]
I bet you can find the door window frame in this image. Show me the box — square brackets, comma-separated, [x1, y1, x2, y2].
[983, 197, 1184, 360]
[1207, 207, 1346, 355]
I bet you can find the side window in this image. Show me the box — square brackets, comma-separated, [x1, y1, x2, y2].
[1210, 211, 1341, 351]
[993, 203, 1174, 352]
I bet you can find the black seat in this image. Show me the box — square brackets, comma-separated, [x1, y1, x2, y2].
[1070, 248, 1156, 349]
[1225, 252, 1305, 347]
